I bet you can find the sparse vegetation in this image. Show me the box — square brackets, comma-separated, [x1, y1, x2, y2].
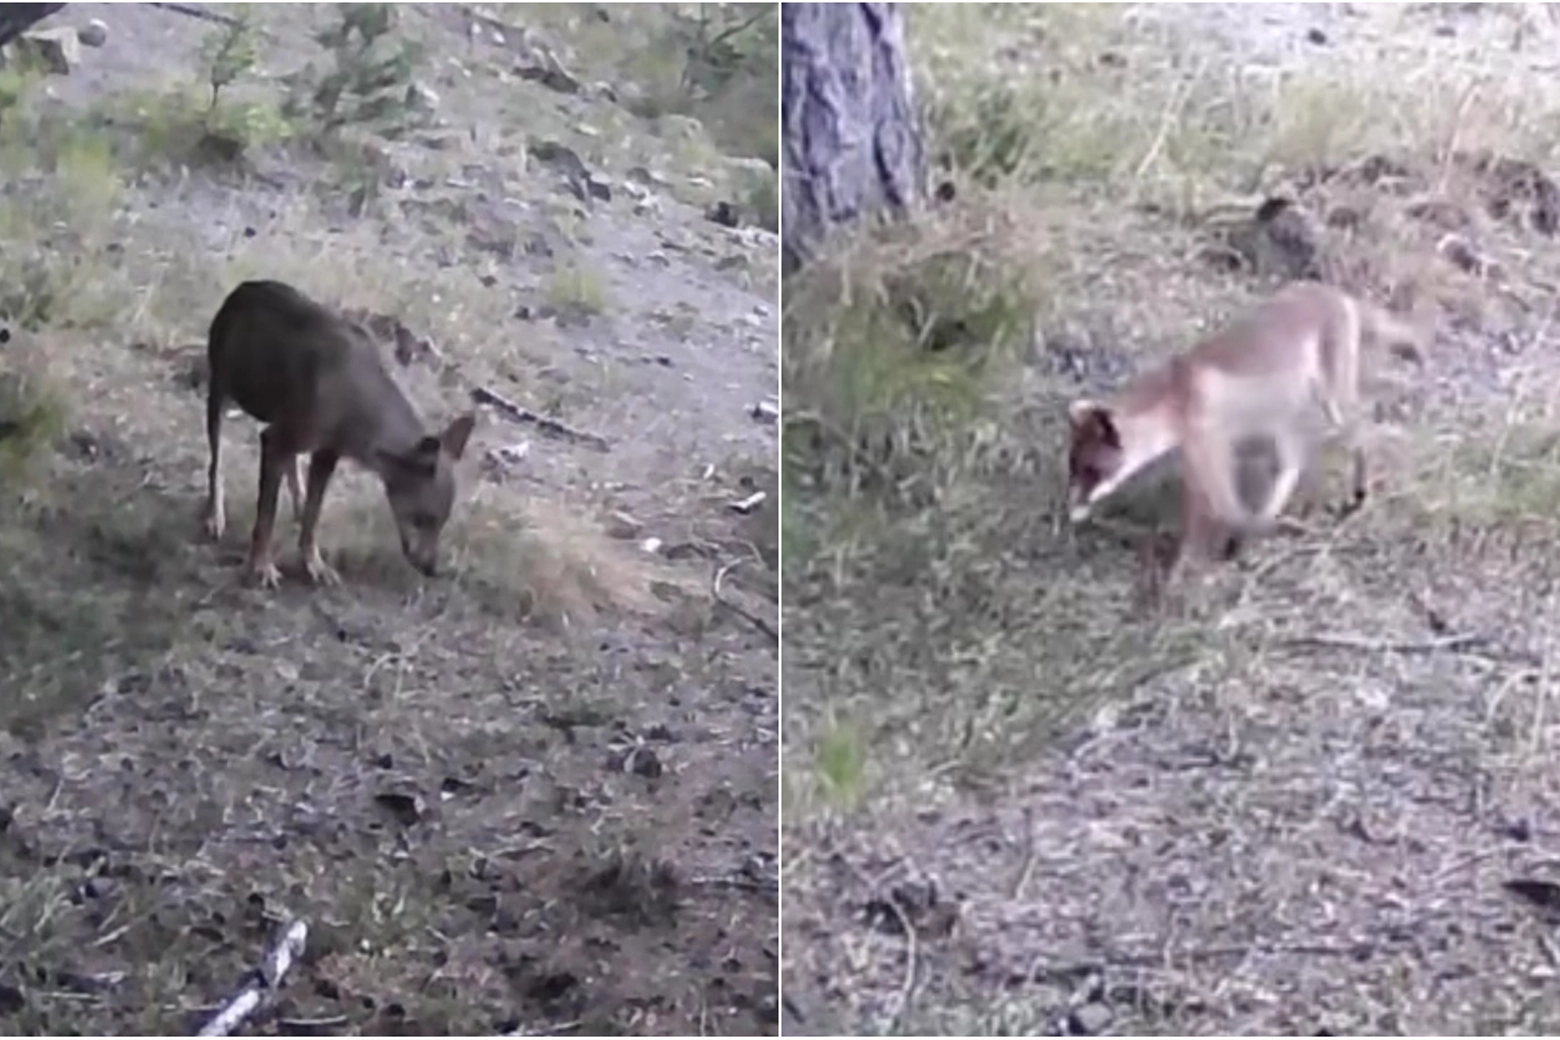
[528, 3, 777, 165]
[514, 2, 778, 227]
[783, 4, 1560, 1034]
[0, 3, 776, 1034]
[281, 2, 431, 139]
[543, 260, 612, 321]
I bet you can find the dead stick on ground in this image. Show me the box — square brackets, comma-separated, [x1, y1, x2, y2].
[1277, 632, 1488, 655]
[471, 386, 611, 452]
[831, 848, 919, 1033]
[713, 560, 778, 644]
[1032, 937, 1395, 985]
[149, 2, 245, 27]
[1011, 805, 1038, 901]
[197, 919, 308, 1037]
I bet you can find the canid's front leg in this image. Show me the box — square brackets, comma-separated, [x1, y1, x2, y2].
[1258, 428, 1307, 524]
[1166, 454, 1233, 589]
[245, 427, 291, 589]
[298, 449, 342, 587]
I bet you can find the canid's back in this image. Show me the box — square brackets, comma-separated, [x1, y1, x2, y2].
[208, 279, 363, 426]
[1187, 282, 1347, 376]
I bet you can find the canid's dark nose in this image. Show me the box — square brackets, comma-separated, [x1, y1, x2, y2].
[399, 538, 437, 577]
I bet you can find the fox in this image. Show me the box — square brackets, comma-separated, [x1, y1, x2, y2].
[1066, 280, 1424, 584]
[202, 279, 477, 589]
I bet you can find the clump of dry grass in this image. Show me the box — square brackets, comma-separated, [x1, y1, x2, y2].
[0, 337, 68, 479]
[447, 491, 699, 626]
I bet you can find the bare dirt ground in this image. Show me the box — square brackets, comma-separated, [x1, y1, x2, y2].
[0, 3, 777, 1035]
[783, 4, 1560, 1034]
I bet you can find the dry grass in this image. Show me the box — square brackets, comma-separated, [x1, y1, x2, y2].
[0, 3, 777, 1035]
[782, 3, 1560, 1034]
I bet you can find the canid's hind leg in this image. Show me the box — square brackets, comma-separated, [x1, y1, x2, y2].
[1317, 390, 1368, 516]
[1319, 306, 1369, 515]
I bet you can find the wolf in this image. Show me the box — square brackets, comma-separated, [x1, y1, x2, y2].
[203, 279, 476, 588]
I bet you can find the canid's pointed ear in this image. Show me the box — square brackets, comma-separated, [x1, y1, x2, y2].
[1068, 399, 1120, 449]
[439, 412, 477, 460]
[1068, 398, 1101, 426]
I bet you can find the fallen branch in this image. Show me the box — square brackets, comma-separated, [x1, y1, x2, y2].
[712, 560, 777, 645]
[1022, 937, 1395, 992]
[471, 385, 611, 453]
[831, 847, 920, 1033]
[688, 871, 777, 894]
[197, 919, 308, 1037]
[1277, 632, 1489, 655]
[728, 490, 766, 514]
[148, 2, 242, 27]
[277, 1014, 349, 1030]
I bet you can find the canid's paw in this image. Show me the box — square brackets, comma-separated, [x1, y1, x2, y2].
[202, 502, 225, 541]
[302, 549, 341, 588]
[245, 558, 284, 590]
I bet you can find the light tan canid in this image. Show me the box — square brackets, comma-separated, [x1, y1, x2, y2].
[203, 279, 477, 588]
[1066, 280, 1424, 585]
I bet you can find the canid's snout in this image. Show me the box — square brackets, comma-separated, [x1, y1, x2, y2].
[399, 535, 440, 576]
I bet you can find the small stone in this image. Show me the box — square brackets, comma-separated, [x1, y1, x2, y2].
[628, 747, 663, 778]
[706, 201, 741, 228]
[77, 19, 108, 48]
[604, 511, 641, 540]
[1067, 1002, 1113, 1035]
[406, 80, 440, 113]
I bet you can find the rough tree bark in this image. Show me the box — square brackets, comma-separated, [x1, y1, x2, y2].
[780, 2, 925, 275]
[0, 4, 65, 51]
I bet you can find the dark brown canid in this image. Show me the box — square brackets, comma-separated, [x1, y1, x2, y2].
[1066, 280, 1424, 586]
[202, 279, 477, 588]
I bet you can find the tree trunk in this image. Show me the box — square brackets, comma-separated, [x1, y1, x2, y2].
[780, 2, 925, 275]
[0, 4, 65, 51]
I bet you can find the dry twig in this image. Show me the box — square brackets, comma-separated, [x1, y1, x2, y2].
[1277, 631, 1488, 655]
[712, 560, 778, 644]
[832, 850, 920, 1033]
[149, 2, 244, 27]
[196, 919, 308, 1037]
[472, 385, 611, 452]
